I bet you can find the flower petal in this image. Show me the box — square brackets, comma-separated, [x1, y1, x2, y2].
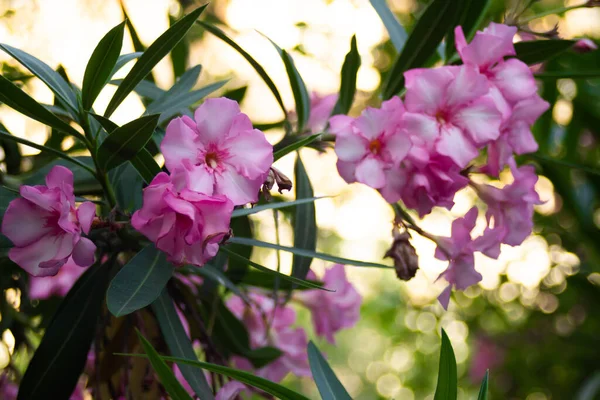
[214, 166, 262, 205]
[445, 65, 489, 108]
[491, 59, 537, 103]
[335, 132, 368, 162]
[162, 117, 200, 173]
[452, 98, 502, 144]
[76, 202, 96, 234]
[435, 125, 478, 168]
[402, 112, 440, 143]
[404, 67, 454, 114]
[46, 165, 74, 191]
[355, 157, 386, 189]
[195, 97, 241, 144]
[2, 198, 51, 247]
[223, 128, 273, 179]
[72, 237, 96, 267]
[336, 160, 357, 183]
[9, 234, 71, 276]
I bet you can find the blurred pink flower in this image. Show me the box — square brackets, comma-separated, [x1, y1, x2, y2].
[403, 65, 502, 167]
[161, 97, 273, 205]
[215, 381, 247, 400]
[227, 293, 310, 383]
[296, 264, 361, 344]
[0, 375, 18, 400]
[131, 169, 233, 267]
[1, 166, 96, 276]
[470, 335, 504, 383]
[332, 96, 411, 200]
[573, 38, 598, 53]
[29, 257, 87, 299]
[307, 92, 337, 133]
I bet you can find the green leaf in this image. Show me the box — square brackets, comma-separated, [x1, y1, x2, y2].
[154, 80, 229, 124]
[0, 74, 83, 139]
[514, 40, 575, 65]
[224, 86, 248, 103]
[227, 215, 253, 283]
[238, 270, 322, 291]
[444, 0, 467, 61]
[122, 354, 311, 400]
[130, 149, 162, 183]
[477, 370, 489, 400]
[0, 43, 78, 113]
[292, 156, 316, 280]
[459, 0, 492, 41]
[135, 331, 193, 400]
[186, 264, 250, 303]
[97, 114, 159, 171]
[152, 290, 214, 400]
[369, 0, 407, 52]
[382, 0, 459, 99]
[22, 157, 97, 189]
[308, 341, 352, 400]
[17, 262, 111, 400]
[145, 64, 202, 115]
[0, 123, 21, 174]
[105, 5, 207, 117]
[169, 14, 190, 79]
[106, 245, 174, 317]
[433, 329, 458, 400]
[332, 35, 360, 116]
[232, 196, 325, 218]
[198, 21, 286, 116]
[109, 162, 143, 212]
[109, 78, 166, 100]
[534, 70, 600, 79]
[0, 187, 19, 249]
[82, 21, 126, 110]
[219, 246, 330, 290]
[273, 133, 321, 161]
[89, 112, 119, 133]
[110, 52, 143, 79]
[228, 237, 393, 269]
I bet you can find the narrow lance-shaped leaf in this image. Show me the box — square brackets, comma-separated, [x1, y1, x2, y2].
[106, 245, 174, 317]
[477, 370, 489, 400]
[82, 21, 126, 110]
[152, 290, 215, 400]
[156, 80, 229, 124]
[145, 64, 202, 115]
[369, 0, 408, 52]
[444, 0, 467, 61]
[0, 43, 78, 113]
[332, 35, 361, 116]
[198, 21, 287, 117]
[130, 149, 162, 184]
[292, 155, 316, 280]
[0, 123, 22, 174]
[105, 5, 207, 117]
[232, 196, 325, 218]
[273, 133, 321, 161]
[135, 331, 193, 400]
[460, 0, 492, 41]
[188, 264, 250, 303]
[109, 52, 143, 79]
[17, 262, 111, 400]
[382, 0, 460, 99]
[433, 329, 458, 400]
[169, 13, 191, 78]
[308, 341, 352, 400]
[0, 74, 83, 139]
[97, 114, 159, 171]
[109, 78, 166, 100]
[514, 40, 575, 65]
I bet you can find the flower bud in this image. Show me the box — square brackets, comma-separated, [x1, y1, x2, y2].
[384, 229, 419, 281]
[573, 38, 598, 53]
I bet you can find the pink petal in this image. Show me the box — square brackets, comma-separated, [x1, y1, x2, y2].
[445, 65, 489, 108]
[384, 133, 411, 165]
[46, 165, 74, 190]
[461, 24, 516, 68]
[378, 167, 405, 203]
[335, 133, 368, 162]
[507, 121, 539, 154]
[329, 115, 354, 136]
[193, 195, 233, 241]
[76, 202, 96, 234]
[491, 59, 537, 103]
[452, 98, 502, 144]
[404, 67, 454, 114]
[510, 95, 550, 125]
[2, 198, 51, 247]
[336, 160, 357, 183]
[353, 107, 388, 140]
[438, 285, 452, 310]
[454, 26, 468, 58]
[214, 166, 262, 205]
[19, 186, 59, 211]
[72, 237, 96, 267]
[223, 128, 273, 179]
[307, 93, 337, 133]
[162, 117, 200, 173]
[195, 98, 241, 144]
[402, 112, 440, 142]
[9, 234, 72, 276]
[215, 381, 247, 400]
[354, 157, 386, 189]
[178, 163, 215, 194]
[435, 125, 478, 168]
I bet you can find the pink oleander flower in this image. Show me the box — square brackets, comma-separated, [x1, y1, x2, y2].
[0, 375, 18, 400]
[29, 257, 87, 299]
[476, 163, 543, 247]
[1, 166, 96, 277]
[470, 335, 504, 383]
[455, 23, 537, 104]
[296, 264, 361, 344]
[306, 92, 337, 133]
[332, 96, 411, 201]
[215, 381, 247, 400]
[227, 293, 311, 383]
[131, 169, 233, 267]
[161, 97, 273, 206]
[573, 38, 598, 53]
[486, 94, 549, 176]
[402, 65, 503, 168]
[435, 207, 502, 309]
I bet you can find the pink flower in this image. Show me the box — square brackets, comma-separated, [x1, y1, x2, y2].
[485, 94, 549, 176]
[476, 163, 542, 247]
[469, 335, 504, 383]
[161, 97, 273, 206]
[227, 293, 311, 382]
[296, 264, 361, 344]
[215, 381, 248, 400]
[306, 92, 337, 133]
[131, 169, 233, 267]
[573, 38, 598, 53]
[332, 96, 411, 200]
[402, 65, 503, 168]
[29, 257, 87, 299]
[1, 166, 96, 276]
[0, 375, 18, 400]
[455, 23, 537, 104]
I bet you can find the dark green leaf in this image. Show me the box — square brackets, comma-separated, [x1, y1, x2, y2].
[534, 70, 600, 79]
[110, 52, 143, 79]
[292, 156, 316, 280]
[82, 21, 125, 110]
[145, 65, 202, 115]
[135, 331, 193, 400]
[238, 270, 322, 291]
[89, 112, 119, 133]
[17, 262, 110, 400]
[219, 246, 330, 290]
[232, 196, 325, 218]
[106, 245, 174, 317]
[274, 134, 321, 161]
[308, 341, 352, 400]
[477, 370, 489, 400]
[227, 215, 253, 283]
[0, 43, 78, 113]
[22, 157, 97, 190]
[109, 162, 143, 212]
[122, 354, 311, 400]
[224, 86, 248, 103]
[433, 329, 458, 400]
[130, 149, 162, 183]
[383, 0, 459, 99]
[444, 0, 467, 61]
[0, 74, 83, 139]
[514, 40, 575, 65]
[152, 290, 214, 400]
[228, 237, 393, 269]
[121, 1, 147, 53]
[459, 0, 492, 41]
[109, 78, 166, 100]
[332, 35, 360, 116]
[169, 14, 190, 78]
[369, 0, 407, 52]
[155, 80, 229, 124]
[97, 114, 159, 171]
[187, 264, 249, 303]
[0, 123, 21, 174]
[105, 5, 207, 117]
[0, 187, 19, 249]
[197, 21, 286, 116]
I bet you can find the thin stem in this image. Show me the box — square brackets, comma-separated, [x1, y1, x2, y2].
[0, 130, 97, 176]
[98, 169, 117, 209]
[520, 4, 586, 24]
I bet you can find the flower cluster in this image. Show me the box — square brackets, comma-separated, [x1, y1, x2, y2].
[332, 23, 549, 307]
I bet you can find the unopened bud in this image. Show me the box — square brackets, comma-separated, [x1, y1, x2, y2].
[384, 229, 419, 281]
[261, 167, 292, 200]
[573, 38, 598, 53]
